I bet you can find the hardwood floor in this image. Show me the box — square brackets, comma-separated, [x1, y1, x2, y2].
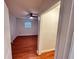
[12, 35, 55, 59]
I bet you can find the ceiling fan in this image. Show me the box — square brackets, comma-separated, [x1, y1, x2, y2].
[29, 13, 38, 18]
[18, 11, 38, 19]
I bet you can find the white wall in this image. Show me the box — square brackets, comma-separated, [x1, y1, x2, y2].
[9, 15, 17, 42]
[38, 4, 60, 54]
[4, 3, 12, 59]
[16, 19, 38, 36]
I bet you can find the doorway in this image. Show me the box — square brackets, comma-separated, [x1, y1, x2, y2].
[10, 1, 61, 59]
[6, 1, 71, 59]
[10, 16, 39, 59]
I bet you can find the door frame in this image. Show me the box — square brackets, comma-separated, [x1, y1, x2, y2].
[55, 0, 74, 59]
[5, 0, 74, 58]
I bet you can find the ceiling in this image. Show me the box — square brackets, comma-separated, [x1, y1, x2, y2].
[5, 0, 59, 18]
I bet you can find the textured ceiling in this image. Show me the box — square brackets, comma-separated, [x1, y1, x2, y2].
[5, 0, 59, 18]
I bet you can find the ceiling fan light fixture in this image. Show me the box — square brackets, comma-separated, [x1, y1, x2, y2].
[29, 16, 34, 19]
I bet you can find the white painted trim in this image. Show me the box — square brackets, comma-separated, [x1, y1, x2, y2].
[5, 50, 12, 59]
[55, 0, 74, 59]
[37, 48, 55, 55]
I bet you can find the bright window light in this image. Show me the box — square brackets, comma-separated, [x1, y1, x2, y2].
[24, 21, 32, 28]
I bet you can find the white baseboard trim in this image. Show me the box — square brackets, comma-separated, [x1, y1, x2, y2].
[37, 48, 55, 55]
